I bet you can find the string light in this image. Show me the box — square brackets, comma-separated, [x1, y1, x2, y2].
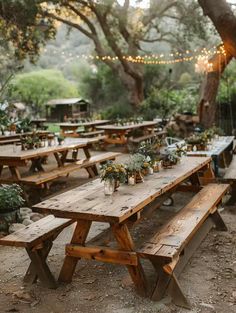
[42, 44, 226, 66]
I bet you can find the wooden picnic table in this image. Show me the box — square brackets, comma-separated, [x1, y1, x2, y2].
[96, 121, 157, 146]
[0, 131, 51, 145]
[30, 119, 47, 129]
[33, 156, 213, 296]
[187, 136, 234, 176]
[59, 120, 110, 138]
[0, 138, 99, 183]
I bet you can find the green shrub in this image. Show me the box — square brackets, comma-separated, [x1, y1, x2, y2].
[0, 184, 25, 212]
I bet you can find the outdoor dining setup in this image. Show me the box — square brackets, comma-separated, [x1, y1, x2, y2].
[0, 116, 234, 309]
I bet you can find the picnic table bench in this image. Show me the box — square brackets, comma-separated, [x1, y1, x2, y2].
[0, 139, 120, 188]
[80, 130, 105, 137]
[31, 156, 228, 306]
[0, 215, 74, 288]
[138, 183, 228, 307]
[59, 120, 110, 138]
[96, 121, 157, 149]
[129, 130, 167, 148]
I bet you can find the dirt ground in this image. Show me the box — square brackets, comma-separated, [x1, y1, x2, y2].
[0, 149, 235, 313]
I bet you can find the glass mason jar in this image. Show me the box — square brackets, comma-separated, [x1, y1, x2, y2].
[104, 179, 115, 196]
[128, 174, 136, 186]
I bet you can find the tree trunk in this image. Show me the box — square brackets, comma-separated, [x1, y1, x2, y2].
[118, 65, 144, 108]
[198, 49, 233, 128]
[198, 0, 236, 128]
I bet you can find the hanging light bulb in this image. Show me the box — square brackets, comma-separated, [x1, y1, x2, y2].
[195, 56, 213, 74]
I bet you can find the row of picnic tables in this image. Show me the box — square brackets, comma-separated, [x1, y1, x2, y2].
[59, 120, 159, 146]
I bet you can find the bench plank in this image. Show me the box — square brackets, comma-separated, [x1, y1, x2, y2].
[20, 152, 120, 185]
[139, 184, 229, 260]
[0, 215, 73, 248]
[80, 130, 104, 137]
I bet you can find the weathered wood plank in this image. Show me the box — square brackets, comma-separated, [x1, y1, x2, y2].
[58, 219, 92, 283]
[139, 184, 229, 260]
[0, 215, 73, 248]
[34, 157, 212, 223]
[66, 244, 138, 266]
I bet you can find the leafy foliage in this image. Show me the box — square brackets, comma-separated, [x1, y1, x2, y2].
[8, 69, 79, 115]
[0, 184, 25, 212]
[140, 86, 198, 120]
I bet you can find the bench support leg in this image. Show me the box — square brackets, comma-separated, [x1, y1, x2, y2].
[25, 242, 57, 289]
[211, 210, 227, 231]
[111, 223, 147, 297]
[168, 273, 190, 309]
[24, 240, 53, 285]
[59, 219, 92, 283]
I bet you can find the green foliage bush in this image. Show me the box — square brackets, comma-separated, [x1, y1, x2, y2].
[0, 184, 24, 212]
[8, 69, 79, 115]
[140, 86, 198, 120]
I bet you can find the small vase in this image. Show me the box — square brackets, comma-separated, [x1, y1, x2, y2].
[104, 179, 115, 196]
[128, 175, 135, 186]
[135, 171, 144, 183]
[148, 167, 154, 175]
[114, 180, 120, 191]
[153, 161, 161, 172]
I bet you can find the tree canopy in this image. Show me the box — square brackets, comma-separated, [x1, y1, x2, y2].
[8, 69, 79, 115]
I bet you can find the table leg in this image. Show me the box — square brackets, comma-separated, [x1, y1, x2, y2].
[59, 219, 92, 283]
[30, 158, 44, 172]
[0, 165, 3, 176]
[111, 223, 147, 296]
[83, 147, 98, 176]
[9, 166, 21, 180]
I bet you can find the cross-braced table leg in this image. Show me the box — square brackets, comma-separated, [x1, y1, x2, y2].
[111, 223, 147, 297]
[25, 240, 57, 289]
[149, 257, 190, 308]
[59, 219, 92, 283]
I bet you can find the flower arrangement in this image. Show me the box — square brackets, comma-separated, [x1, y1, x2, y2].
[21, 132, 41, 150]
[161, 151, 180, 168]
[137, 139, 161, 162]
[175, 143, 187, 158]
[100, 161, 126, 184]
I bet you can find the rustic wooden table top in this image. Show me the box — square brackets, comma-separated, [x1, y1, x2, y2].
[0, 139, 97, 161]
[58, 120, 110, 128]
[187, 136, 234, 157]
[96, 121, 157, 131]
[34, 156, 211, 224]
[0, 131, 50, 141]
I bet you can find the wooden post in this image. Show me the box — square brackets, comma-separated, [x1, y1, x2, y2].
[111, 223, 147, 296]
[59, 219, 92, 283]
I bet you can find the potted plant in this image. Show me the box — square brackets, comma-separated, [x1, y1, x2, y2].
[125, 153, 146, 184]
[21, 132, 41, 150]
[161, 151, 180, 169]
[0, 184, 25, 232]
[186, 134, 208, 151]
[100, 161, 126, 195]
[175, 143, 187, 158]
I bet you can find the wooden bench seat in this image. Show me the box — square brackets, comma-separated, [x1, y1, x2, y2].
[223, 155, 236, 203]
[0, 215, 73, 288]
[20, 152, 120, 186]
[138, 183, 229, 308]
[80, 130, 104, 137]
